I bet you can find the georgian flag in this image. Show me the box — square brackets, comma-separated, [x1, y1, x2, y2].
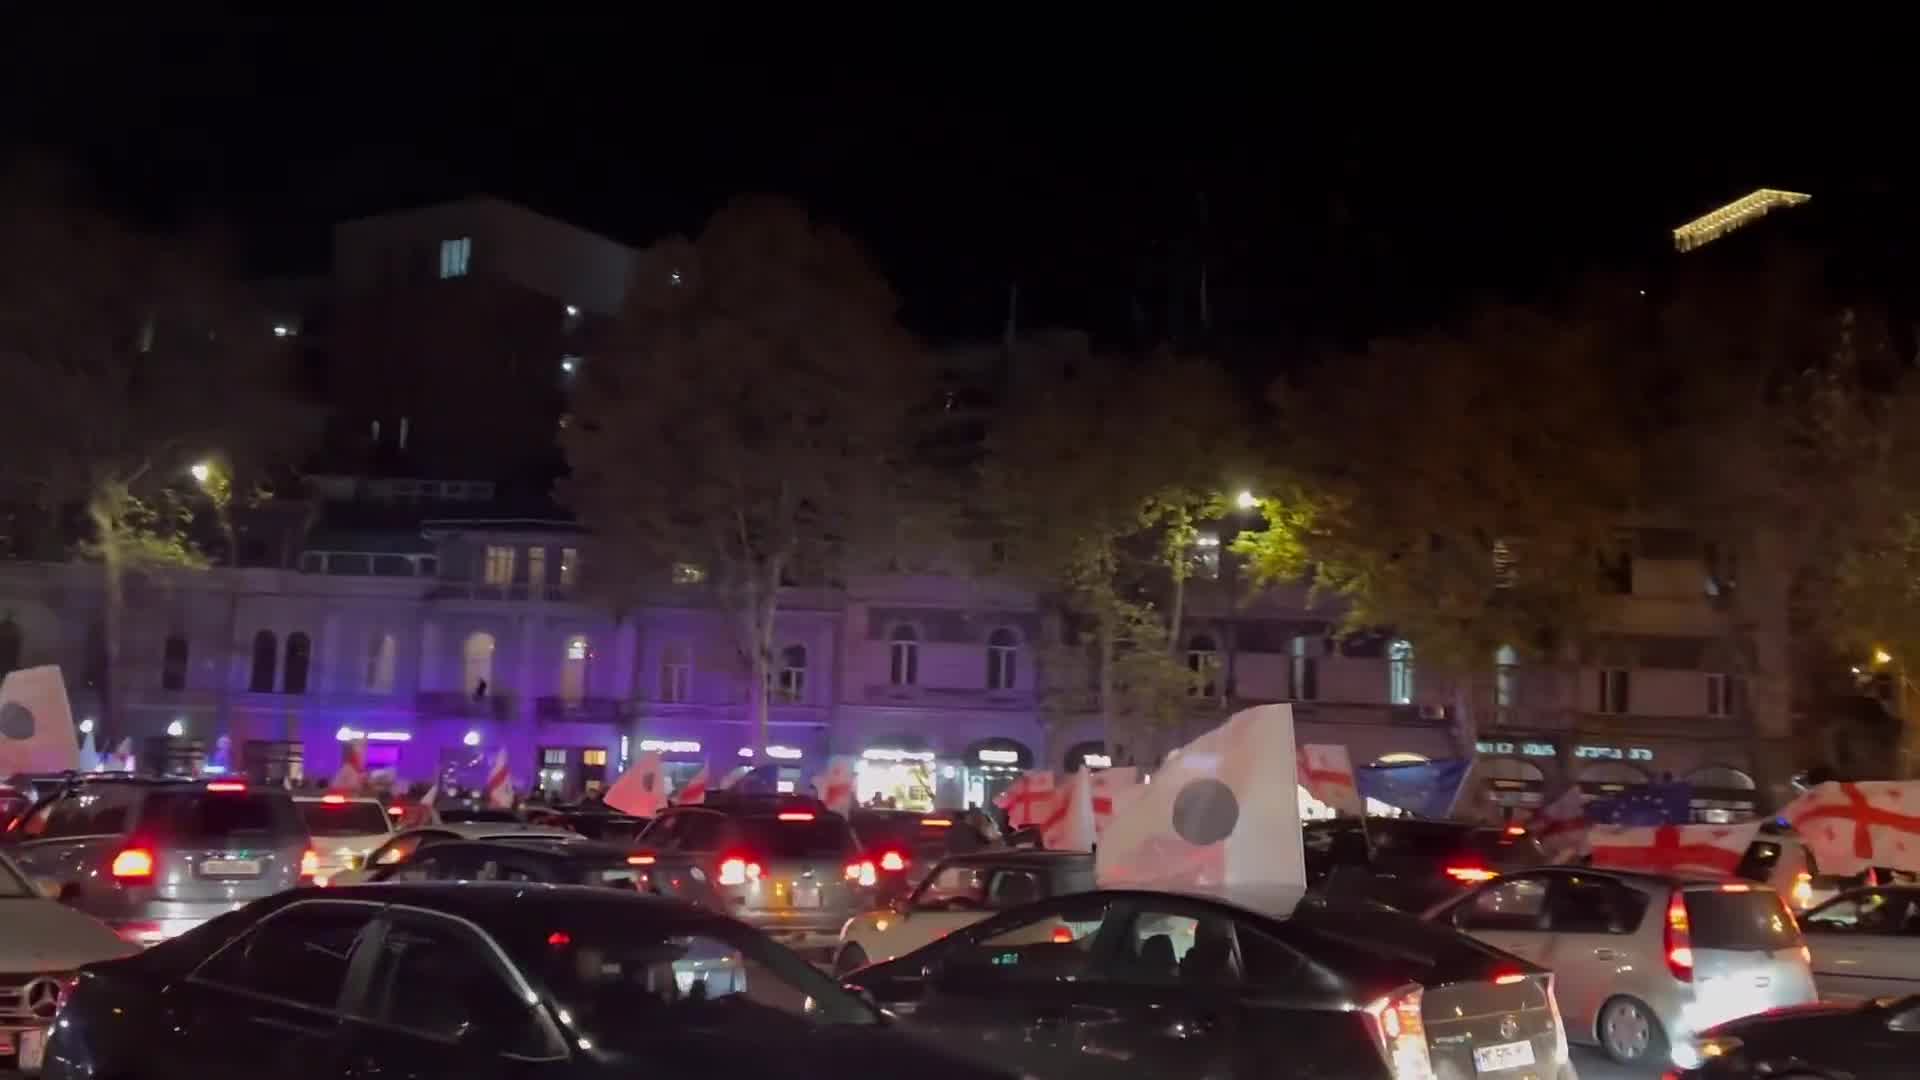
[1297, 744, 1363, 817]
[674, 765, 711, 806]
[605, 752, 667, 817]
[483, 748, 514, 808]
[994, 770, 1057, 829]
[812, 757, 856, 816]
[1533, 785, 1590, 862]
[1588, 821, 1762, 877]
[331, 738, 368, 794]
[1782, 781, 1920, 876]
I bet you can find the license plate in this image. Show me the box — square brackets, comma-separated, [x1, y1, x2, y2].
[17, 1028, 43, 1071]
[201, 858, 261, 877]
[1472, 1039, 1536, 1072]
[791, 882, 821, 908]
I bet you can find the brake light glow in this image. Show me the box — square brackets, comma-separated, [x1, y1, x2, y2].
[844, 860, 877, 887]
[1792, 871, 1813, 909]
[718, 857, 762, 886]
[300, 849, 320, 880]
[1362, 985, 1434, 1080]
[320, 794, 348, 804]
[387, 805, 404, 815]
[1445, 865, 1498, 884]
[206, 781, 247, 792]
[920, 818, 953, 827]
[547, 931, 571, 947]
[1505, 825, 1527, 836]
[776, 812, 816, 822]
[879, 850, 906, 872]
[1665, 890, 1694, 982]
[627, 854, 656, 866]
[1719, 883, 1751, 892]
[1493, 971, 1526, 985]
[1051, 926, 1074, 943]
[110, 847, 155, 880]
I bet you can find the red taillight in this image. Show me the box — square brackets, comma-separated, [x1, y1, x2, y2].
[547, 931, 571, 947]
[300, 849, 320, 881]
[1719, 882, 1751, 893]
[1504, 825, 1527, 837]
[206, 781, 247, 792]
[1362, 985, 1433, 1079]
[1445, 865, 1498, 884]
[111, 848, 155, 881]
[879, 850, 906, 872]
[776, 812, 815, 822]
[1051, 926, 1074, 943]
[920, 818, 953, 828]
[1665, 890, 1693, 982]
[844, 860, 877, 887]
[320, 794, 347, 805]
[718, 857, 761, 886]
[1493, 971, 1526, 985]
[627, 854, 656, 866]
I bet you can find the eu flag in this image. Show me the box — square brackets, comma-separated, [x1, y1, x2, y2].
[1357, 759, 1471, 818]
[1584, 783, 1691, 826]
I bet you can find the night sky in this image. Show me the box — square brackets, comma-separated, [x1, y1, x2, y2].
[2, 21, 1898, 346]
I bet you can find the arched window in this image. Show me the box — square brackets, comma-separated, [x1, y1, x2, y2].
[889, 625, 919, 686]
[463, 632, 496, 697]
[365, 632, 397, 694]
[659, 642, 692, 703]
[1494, 644, 1518, 710]
[162, 634, 190, 691]
[986, 628, 1019, 691]
[283, 632, 312, 695]
[560, 635, 590, 703]
[777, 644, 808, 703]
[1389, 639, 1415, 705]
[249, 630, 278, 692]
[0, 618, 22, 674]
[1187, 634, 1220, 697]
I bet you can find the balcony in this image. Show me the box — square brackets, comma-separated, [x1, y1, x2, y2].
[534, 697, 629, 725]
[414, 691, 514, 723]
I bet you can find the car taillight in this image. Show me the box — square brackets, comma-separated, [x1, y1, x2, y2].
[1362, 985, 1434, 1080]
[300, 849, 320, 881]
[628, 854, 656, 866]
[111, 847, 155, 881]
[1493, 971, 1526, 985]
[1051, 926, 1074, 943]
[1799, 944, 1812, 964]
[1444, 865, 1497, 884]
[777, 811, 816, 822]
[206, 781, 247, 792]
[844, 860, 877, 887]
[1665, 890, 1693, 982]
[1791, 871, 1813, 909]
[321, 793, 348, 805]
[718, 857, 761, 886]
[879, 850, 906, 872]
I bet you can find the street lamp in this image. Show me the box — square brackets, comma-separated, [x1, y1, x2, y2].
[1235, 490, 1259, 511]
[78, 718, 94, 735]
[190, 461, 212, 486]
[1874, 647, 1894, 667]
[463, 730, 481, 748]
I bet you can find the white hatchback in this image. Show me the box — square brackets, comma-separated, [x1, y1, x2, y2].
[833, 849, 1093, 975]
[292, 795, 394, 886]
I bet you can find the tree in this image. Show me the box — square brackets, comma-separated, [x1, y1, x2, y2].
[561, 197, 933, 752]
[0, 167, 313, 733]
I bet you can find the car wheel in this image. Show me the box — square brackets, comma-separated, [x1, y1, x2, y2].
[834, 943, 869, 976]
[1597, 995, 1667, 1066]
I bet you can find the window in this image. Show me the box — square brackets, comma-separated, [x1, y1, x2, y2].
[561, 635, 590, 703]
[195, 903, 377, 1011]
[1388, 639, 1415, 705]
[366, 633, 397, 694]
[482, 545, 515, 588]
[463, 632, 496, 695]
[558, 547, 580, 588]
[942, 898, 1111, 987]
[986, 628, 1018, 691]
[438, 236, 471, 279]
[526, 546, 547, 588]
[1707, 673, 1737, 718]
[776, 644, 807, 703]
[1290, 635, 1319, 701]
[889, 626, 919, 686]
[283, 633, 312, 695]
[162, 634, 190, 691]
[1494, 645, 1518, 710]
[1186, 634, 1219, 697]
[1453, 876, 1550, 933]
[361, 915, 553, 1057]
[249, 630, 277, 693]
[1545, 874, 1649, 935]
[1191, 530, 1222, 580]
[1121, 910, 1242, 984]
[26, 786, 138, 839]
[671, 562, 707, 585]
[1598, 669, 1631, 715]
[660, 643, 692, 703]
[1804, 890, 1916, 935]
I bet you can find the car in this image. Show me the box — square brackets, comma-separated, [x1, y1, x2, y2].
[2, 776, 313, 944]
[364, 838, 726, 910]
[324, 821, 580, 886]
[439, 807, 527, 823]
[1797, 884, 1920, 1003]
[639, 795, 871, 959]
[292, 794, 394, 887]
[42, 884, 1011, 1080]
[834, 849, 1094, 975]
[1673, 993, 1920, 1077]
[526, 808, 651, 842]
[0, 850, 138, 1074]
[849, 809, 994, 903]
[1425, 867, 1816, 1068]
[843, 884, 1575, 1079]
[1304, 816, 1547, 911]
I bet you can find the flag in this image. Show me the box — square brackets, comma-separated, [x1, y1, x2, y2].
[1533, 786, 1589, 862]
[1298, 744, 1364, 817]
[398, 783, 441, 829]
[812, 756, 856, 816]
[1042, 769, 1098, 850]
[716, 765, 752, 792]
[605, 752, 667, 817]
[1096, 704, 1306, 901]
[331, 738, 368, 794]
[1090, 766, 1143, 838]
[0, 666, 80, 776]
[1589, 821, 1762, 877]
[1585, 783, 1691, 826]
[109, 737, 135, 772]
[1782, 781, 1920, 876]
[483, 748, 514, 809]
[76, 730, 100, 772]
[674, 766, 710, 806]
[994, 770, 1057, 829]
[1357, 759, 1471, 818]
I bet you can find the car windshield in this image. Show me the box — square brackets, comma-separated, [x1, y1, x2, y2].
[733, 816, 855, 859]
[140, 790, 301, 844]
[1685, 888, 1804, 950]
[503, 911, 875, 1047]
[298, 801, 391, 837]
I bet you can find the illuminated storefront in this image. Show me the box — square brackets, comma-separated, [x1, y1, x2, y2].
[858, 737, 938, 811]
[1063, 740, 1122, 773]
[960, 738, 1032, 810]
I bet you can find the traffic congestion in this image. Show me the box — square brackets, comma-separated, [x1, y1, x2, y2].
[1, 702, 1917, 1078]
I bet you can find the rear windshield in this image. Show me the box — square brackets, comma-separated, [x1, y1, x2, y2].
[140, 790, 302, 844]
[734, 816, 855, 858]
[298, 801, 391, 837]
[1685, 889, 1803, 950]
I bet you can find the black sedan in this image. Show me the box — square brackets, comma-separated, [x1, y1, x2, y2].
[364, 838, 727, 911]
[44, 883, 1008, 1080]
[1675, 995, 1920, 1078]
[844, 886, 1576, 1079]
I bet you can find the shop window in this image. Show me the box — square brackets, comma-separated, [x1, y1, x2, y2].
[1186, 634, 1219, 697]
[249, 630, 277, 693]
[283, 633, 312, 695]
[660, 643, 692, 703]
[162, 634, 190, 691]
[889, 626, 919, 686]
[776, 644, 807, 703]
[464, 632, 496, 696]
[986, 628, 1019, 690]
[1388, 640, 1414, 705]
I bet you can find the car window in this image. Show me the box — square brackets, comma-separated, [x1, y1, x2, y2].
[1233, 925, 1314, 986]
[360, 914, 555, 1057]
[1547, 874, 1649, 935]
[1684, 888, 1804, 950]
[1455, 876, 1550, 932]
[30, 787, 138, 840]
[732, 816, 855, 859]
[371, 834, 427, 867]
[640, 813, 683, 850]
[389, 850, 486, 883]
[298, 801, 392, 837]
[194, 902, 377, 1010]
[914, 864, 991, 910]
[139, 790, 302, 845]
[1119, 909, 1242, 984]
[1805, 890, 1918, 934]
[985, 868, 1045, 908]
[676, 814, 725, 852]
[940, 897, 1110, 987]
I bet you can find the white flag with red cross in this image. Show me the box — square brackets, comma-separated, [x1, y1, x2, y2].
[1533, 786, 1590, 862]
[994, 770, 1058, 830]
[483, 748, 514, 808]
[1297, 744, 1364, 817]
[674, 765, 711, 806]
[1588, 821, 1762, 877]
[330, 738, 368, 794]
[1782, 781, 1920, 877]
[1042, 769, 1098, 850]
[604, 752, 667, 817]
[1090, 766, 1142, 837]
[812, 756, 857, 816]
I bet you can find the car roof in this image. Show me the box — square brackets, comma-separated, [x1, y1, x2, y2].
[413, 822, 577, 840]
[301, 881, 720, 926]
[936, 849, 1093, 869]
[1528, 864, 1744, 889]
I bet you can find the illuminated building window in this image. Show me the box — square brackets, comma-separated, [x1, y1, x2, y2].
[1187, 634, 1219, 697]
[439, 236, 471, 278]
[582, 748, 608, 767]
[527, 547, 547, 588]
[777, 644, 808, 703]
[889, 626, 919, 686]
[559, 547, 580, 588]
[1192, 530, 1222, 580]
[482, 545, 515, 587]
[671, 562, 707, 585]
[986, 628, 1019, 690]
[1388, 639, 1414, 705]
[562, 635, 590, 703]
[1672, 189, 1811, 253]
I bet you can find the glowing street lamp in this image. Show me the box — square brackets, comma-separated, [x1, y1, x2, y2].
[1875, 648, 1895, 667]
[1235, 490, 1259, 511]
[190, 461, 212, 486]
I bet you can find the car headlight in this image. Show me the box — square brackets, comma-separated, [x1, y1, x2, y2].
[1673, 1035, 1742, 1070]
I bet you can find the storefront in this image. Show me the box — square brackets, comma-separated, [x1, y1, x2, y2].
[1686, 765, 1758, 823]
[961, 737, 1033, 810]
[1578, 760, 1653, 796]
[534, 745, 613, 801]
[858, 735, 939, 811]
[1470, 737, 1558, 814]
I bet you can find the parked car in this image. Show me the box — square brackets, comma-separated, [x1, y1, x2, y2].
[323, 821, 579, 886]
[845, 885, 1574, 1079]
[42, 884, 1010, 1079]
[849, 809, 993, 903]
[0, 850, 138, 1074]
[1304, 817, 1546, 911]
[366, 838, 725, 911]
[1798, 884, 1920, 1003]
[2, 776, 313, 944]
[291, 794, 393, 887]
[1674, 994, 1920, 1077]
[835, 849, 1093, 974]
[1425, 867, 1815, 1068]
[639, 794, 870, 959]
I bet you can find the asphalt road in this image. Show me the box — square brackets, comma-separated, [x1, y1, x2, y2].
[1570, 1045, 1666, 1079]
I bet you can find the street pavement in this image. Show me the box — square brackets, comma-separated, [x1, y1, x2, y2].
[1570, 1045, 1665, 1079]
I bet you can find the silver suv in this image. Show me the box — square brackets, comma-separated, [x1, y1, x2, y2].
[2, 777, 311, 945]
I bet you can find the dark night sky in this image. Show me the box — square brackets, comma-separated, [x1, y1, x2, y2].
[2, 21, 1903, 346]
